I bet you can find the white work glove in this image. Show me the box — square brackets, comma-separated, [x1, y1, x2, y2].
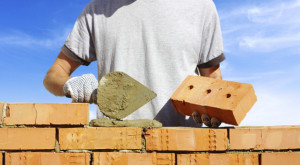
[192, 111, 222, 128]
[63, 74, 98, 103]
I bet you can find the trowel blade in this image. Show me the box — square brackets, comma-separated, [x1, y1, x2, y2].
[97, 71, 157, 119]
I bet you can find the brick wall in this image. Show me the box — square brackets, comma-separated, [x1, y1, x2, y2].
[0, 103, 299, 165]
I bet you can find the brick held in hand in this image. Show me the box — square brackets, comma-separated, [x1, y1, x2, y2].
[171, 76, 257, 126]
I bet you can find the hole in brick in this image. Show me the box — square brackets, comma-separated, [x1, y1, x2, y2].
[189, 85, 194, 90]
[182, 100, 186, 105]
[226, 94, 231, 98]
[206, 89, 212, 94]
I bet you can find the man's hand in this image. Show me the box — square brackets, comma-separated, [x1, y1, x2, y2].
[44, 52, 98, 103]
[193, 64, 222, 127]
[64, 74, 98, 103]
[192, 111, 221, 128]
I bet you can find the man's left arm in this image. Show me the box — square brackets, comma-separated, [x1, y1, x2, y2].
[199, 64, 222, 80]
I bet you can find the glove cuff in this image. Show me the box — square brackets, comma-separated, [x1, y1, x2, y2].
[63, 77, 77, 99]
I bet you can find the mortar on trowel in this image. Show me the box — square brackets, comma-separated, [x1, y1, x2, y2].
[89, 72, 162, 128]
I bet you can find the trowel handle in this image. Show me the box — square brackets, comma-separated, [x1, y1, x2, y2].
[91, 89, 97, 104]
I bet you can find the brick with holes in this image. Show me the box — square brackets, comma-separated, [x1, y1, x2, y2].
[171, 76, 257, 126]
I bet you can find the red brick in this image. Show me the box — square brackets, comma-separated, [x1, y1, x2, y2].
[145, 128, 227, 151]
[3, 103, 89, 125]
[177, 153, 259, 165]
[261, 152, 300, 165]
[59, 127, 142, 150]
[230, 126, 300, 150]
[5, 152, 90, 165]
[0, 128, 55, 150]
[93, 152, 175, 165]
[171, 76, 257, 125]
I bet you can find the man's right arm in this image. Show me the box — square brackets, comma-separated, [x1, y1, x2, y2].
[43, 51, 80, 96]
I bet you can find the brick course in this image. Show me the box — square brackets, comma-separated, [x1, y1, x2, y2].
[2, 103, 89, 125]
[5, 152, 90, 165]
[93, 152, 175, 165]
[145, 128, 227, 151]
[59, 127, 142, 150]
[1, 103, 299, 165]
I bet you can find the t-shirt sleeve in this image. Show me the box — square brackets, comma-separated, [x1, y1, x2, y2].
[61, 2, 96, 66]
[197, 1, 225, 68]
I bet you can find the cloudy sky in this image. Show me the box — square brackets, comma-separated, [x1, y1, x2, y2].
[0, 0, 299, 126]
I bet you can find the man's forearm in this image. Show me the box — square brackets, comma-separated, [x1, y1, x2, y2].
[43, 51, 80, 96]
[43, 72, 70, 96]
[199, 64, 222, 80]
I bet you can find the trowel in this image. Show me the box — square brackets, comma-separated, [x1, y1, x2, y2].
[96, 71, 157, 119]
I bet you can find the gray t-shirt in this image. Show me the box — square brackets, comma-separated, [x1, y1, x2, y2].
[62, 0, 225, 126]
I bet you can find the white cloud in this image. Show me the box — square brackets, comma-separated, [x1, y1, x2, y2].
[0, 27, 72, 49]
[239, 33, 300, 52]
[219, 0, 300, 53]
[247, 0, 300, 24]
[247, 4, 284, 24]
[225, 71, 285, 83]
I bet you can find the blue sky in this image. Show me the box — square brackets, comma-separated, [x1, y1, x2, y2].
[0, 0, 299, 126]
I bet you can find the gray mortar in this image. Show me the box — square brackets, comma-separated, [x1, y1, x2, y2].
[89, 118, 162, 129]
[54, 141, 60, 153]
[97, 72, 157, 119]
[0, 103, 7, 126]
